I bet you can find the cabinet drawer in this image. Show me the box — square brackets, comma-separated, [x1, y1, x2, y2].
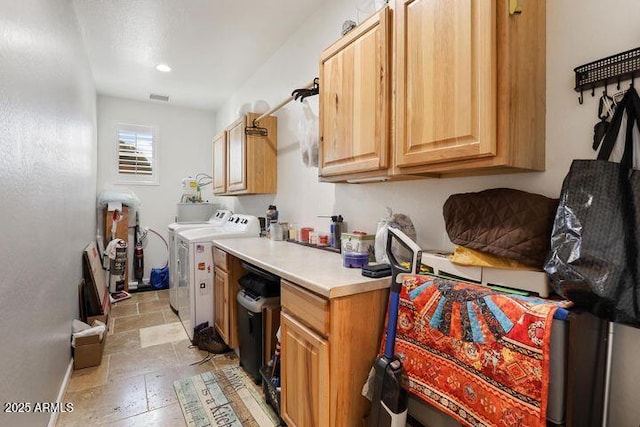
[281, 280, 329, 336]
[213, 247, 228, 270]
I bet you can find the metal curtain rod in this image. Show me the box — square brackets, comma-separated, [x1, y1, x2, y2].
[252, 79, 317, 127]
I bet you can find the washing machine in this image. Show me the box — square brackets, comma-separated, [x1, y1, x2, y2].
[175, 214, 260, 341]
[168, 209, 232, 313]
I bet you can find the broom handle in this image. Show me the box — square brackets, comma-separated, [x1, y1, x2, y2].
[602, 321, 615, 427]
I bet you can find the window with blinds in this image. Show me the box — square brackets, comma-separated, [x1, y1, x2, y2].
[115, 124, 158, 184]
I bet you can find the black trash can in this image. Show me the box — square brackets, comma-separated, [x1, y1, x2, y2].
[237, 266, 280, 384]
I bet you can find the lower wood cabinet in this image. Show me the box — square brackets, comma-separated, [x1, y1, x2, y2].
[213, 266, 229, 344]
[281, 312, 329, 427]
[213, 248, 243, 348]
[280, 280, 388, 427]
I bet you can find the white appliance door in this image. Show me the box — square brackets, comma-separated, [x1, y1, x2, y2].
[177, 240, 191, 337]
[168, 231, 178, 311]
[191, 242, 214, 341]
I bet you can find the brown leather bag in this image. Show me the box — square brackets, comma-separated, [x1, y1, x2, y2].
[443, 188, 558, 268]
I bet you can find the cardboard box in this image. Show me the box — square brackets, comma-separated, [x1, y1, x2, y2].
[341, 233, 375, 260]
[87, 314, 108, 326]
[73, 321, 107, 370]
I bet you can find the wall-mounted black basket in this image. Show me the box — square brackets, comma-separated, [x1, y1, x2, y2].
[574, 47, 640, 103]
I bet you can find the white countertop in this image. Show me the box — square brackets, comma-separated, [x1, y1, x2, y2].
[212, 237, 390, 299]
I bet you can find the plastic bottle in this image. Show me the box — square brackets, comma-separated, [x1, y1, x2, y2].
[270, 221, 283, 241]
[266, 205, 278, 234]
[330, 215, 344, 250]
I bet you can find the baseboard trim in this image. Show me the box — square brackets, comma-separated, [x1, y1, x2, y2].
[48, 358, 73, 427]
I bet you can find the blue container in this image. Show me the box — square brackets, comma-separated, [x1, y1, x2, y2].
[343, 252, 369, 268]
[150, 266, 169, 289]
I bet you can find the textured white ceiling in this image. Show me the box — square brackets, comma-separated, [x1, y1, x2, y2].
[73, 0, 326, 111]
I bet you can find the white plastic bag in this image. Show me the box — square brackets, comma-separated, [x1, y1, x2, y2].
[71, 320, 106, 348]
[237, 102, 252, 116]
[374, 208, 417, 263]
[375, 208, 392, 263]
[97, 187, 141, 209]
[252, 100, 270, 114]
[356, 0, 388, 23]
[297, 100, 319, 167]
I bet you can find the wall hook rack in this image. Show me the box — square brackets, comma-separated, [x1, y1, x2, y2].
[574, 46, 640, 104]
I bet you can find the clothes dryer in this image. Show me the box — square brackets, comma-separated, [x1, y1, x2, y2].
[175, 214, 260, 341]
[167, 209, 232, 312]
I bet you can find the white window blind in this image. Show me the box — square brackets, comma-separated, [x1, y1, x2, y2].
[115, 124, 158, 184]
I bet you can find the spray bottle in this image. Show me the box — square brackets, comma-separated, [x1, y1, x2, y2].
[330, 215, 345, 251]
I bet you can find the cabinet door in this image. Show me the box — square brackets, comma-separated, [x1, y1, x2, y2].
[213, 266, 229, 344]
[395, 0, 496, 167]
[281, 312, 329, 427]
[212, 131, 227, 195]
[226, 117, 247, 193]
[319, 7, 390, 177]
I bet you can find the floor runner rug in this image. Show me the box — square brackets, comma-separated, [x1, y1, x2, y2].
[174, 365, 279, 427]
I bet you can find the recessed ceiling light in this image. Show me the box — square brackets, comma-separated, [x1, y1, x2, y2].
[156, 64, 171, 72]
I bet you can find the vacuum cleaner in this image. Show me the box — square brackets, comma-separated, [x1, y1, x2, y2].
[366, 227, 422, 427]
[134, 211, 144, 285]
[133, 210, 155, 291]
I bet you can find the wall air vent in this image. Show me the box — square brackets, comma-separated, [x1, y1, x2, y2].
[149, 93, 170, 102]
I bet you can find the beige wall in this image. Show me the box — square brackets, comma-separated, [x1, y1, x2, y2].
[213, 0, 640, 425]
[96, 96, 216, 282]
[0, 1, 97, 425]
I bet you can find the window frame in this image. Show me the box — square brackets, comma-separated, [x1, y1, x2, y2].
[113, 123, 159, 186]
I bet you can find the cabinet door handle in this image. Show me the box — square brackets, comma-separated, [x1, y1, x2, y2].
[509, 0, 522, 15]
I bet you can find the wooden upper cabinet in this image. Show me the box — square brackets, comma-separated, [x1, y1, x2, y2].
[395, 0, 546, 175]
[212, 131, 227, 195]
[221, 112, 277, 195]
[319, 7, 391, 177]
[226, 117, 247, 193]
[317, 0, 546, 181]
[395, 0, 496, 167]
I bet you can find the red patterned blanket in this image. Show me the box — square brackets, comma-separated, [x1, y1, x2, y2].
[391, 274, 569, 427]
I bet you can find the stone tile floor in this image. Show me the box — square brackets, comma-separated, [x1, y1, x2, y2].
[57, 289, 241, 426]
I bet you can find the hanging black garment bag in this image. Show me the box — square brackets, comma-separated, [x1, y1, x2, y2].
[544, 87, 640, 326]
